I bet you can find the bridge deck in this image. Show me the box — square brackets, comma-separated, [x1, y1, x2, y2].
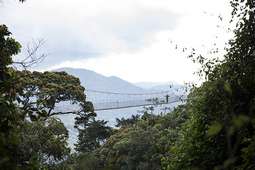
[92, 96, 184, 111]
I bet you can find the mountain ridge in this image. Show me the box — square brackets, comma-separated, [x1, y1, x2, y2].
[54, 67, 145, 93]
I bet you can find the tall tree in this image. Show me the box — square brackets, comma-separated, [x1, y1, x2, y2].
[17, 117, 70, 169]
[15, 70, 95, 120]
[75, 118, 112, 153]
[163, 0, 255, 169]
[0, 24, 23, 169]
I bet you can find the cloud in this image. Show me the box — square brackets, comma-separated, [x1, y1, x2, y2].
[0, 0, 179, 67]
[0, 0, 232, 83]
[47, 31, 200, 84]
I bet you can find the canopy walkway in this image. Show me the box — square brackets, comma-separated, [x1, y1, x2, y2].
[86, 89, 185, 111]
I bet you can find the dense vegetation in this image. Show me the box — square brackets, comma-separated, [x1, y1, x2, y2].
[0, 0, 255, 169]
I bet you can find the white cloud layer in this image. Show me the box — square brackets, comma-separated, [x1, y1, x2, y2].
[0, 0, 232, 83]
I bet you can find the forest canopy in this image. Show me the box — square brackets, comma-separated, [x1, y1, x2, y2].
[0, 0, 255, 169]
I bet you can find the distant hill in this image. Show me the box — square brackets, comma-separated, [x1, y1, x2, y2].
[54, 68, 187, 103]
[55, 68, 144, 93]
[54, 68, 149, 102]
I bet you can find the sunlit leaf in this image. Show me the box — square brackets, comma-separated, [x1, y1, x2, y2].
[208, 122, 222, 136]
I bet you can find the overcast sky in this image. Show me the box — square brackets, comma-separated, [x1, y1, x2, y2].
[0, 0, 232, 84]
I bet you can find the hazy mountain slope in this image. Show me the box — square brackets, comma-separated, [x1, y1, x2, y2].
[55, 68, 145, 93]
[135, 82, 170, 89]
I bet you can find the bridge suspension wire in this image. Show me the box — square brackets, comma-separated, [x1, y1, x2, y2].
[83, 88, 186, 111]
[86, 89, 170, 96]
[94, 97, 183, 111]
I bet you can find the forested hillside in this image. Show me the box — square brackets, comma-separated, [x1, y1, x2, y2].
[0, 0, 255, 169]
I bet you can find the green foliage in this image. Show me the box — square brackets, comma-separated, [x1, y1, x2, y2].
[0, 25, 21, 69]
[0, 24, 94, 169]
[73, 107, 188, 170]
[207, 122, 222, 136]
[17, 117, 70, 169]
[0, 24, 23, 169]
[75, 118, 113, 153]
[74, 153, 103, 170]
[16, 70, 93, 119]
[2, 0, 255, 169]
[162, 0, 255, 169]
[116, 114, 140, 128]
[99, 127, 161, 170]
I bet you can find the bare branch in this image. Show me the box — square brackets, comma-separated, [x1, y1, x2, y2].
[49, 110, 83, 117]
[13, 39, 47, 70]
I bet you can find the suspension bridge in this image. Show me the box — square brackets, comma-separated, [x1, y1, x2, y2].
[85, 89, 186, 111]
